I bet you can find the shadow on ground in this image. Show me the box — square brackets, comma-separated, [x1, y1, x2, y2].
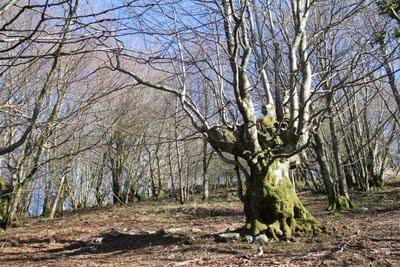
[167, 207, 243, 219]
[0, 232, 187, 263]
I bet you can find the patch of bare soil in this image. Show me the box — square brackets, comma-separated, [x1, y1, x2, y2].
[0, 183, 399, 266]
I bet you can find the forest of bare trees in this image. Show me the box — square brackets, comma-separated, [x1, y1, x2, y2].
[0, 0, 400, 255]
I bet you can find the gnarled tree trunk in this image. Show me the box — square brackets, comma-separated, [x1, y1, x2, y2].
[243, 159, 317, 240]
[207, 119, 320, 240]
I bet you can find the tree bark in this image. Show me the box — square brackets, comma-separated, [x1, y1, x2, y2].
[242, 159, 318, 240]
[314, 132, 350, 210]
[329, 113, 352, 209]
[0, 179, 11, 227]
[49, 174, 66, 219]
[314, 133, 336, 208]
[202, 140, 209, 201]
[6, 184, 22, 226]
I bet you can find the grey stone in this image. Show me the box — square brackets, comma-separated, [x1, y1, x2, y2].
[254, 234, 269, 244]
[162, 228, 183, 234]
[162, 227, 201, 235]
[243, 235, 253, 243]
[216, 232, 241, 243]
[141, 230, 157, 235]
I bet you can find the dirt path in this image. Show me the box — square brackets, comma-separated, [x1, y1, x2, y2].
[0, 183, 399, 266]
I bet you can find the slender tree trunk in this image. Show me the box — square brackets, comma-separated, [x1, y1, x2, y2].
[19, 186, 33, 218]
[176, 144, 184, 204]
[155, 152, 164, 199]
[174, 106, 184, 204]
[42, 192, 52, 217]
[202, 140, 209, 201]
[49, 174, 66, 219]
[352, 94, 370, 191]
[329, 114, 352, 208]
[42, 175, 52, 216]
[0, 180, 11, 226]
[167, 142, 178, 200]
[314, 133, 336, 207]
[112, 165, 122, 205]
[314, 133, 350, 210]
[225, 175, 230, 200]
[7, 184, 22, 226]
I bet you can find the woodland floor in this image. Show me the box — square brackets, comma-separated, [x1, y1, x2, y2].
[0, 181, 400, 266]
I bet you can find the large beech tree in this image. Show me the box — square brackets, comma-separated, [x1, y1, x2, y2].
[201, 0, 319, 239]
[1, 0, 374, 238]
[110, 0, 328, 240]
[109, 0, 372, 239]
[1, 0, 397, 237]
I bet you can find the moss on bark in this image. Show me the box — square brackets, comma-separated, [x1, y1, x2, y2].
[326, 195, 351, 211]
[0, 178, 10, 228]
[242, 159, 320, 240]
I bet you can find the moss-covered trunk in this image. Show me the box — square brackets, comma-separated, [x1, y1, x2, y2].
[0, 180, 11, 228]
[314, 133, 350, 211]
[243, 159, 319, 240]
[6, 185, 22, 227]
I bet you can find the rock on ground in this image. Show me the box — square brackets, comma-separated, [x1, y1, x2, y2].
[254, 234, 268, 244]
[215, 232, 241, 243]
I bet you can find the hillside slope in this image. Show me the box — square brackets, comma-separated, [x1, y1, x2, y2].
[0, 184, 399, 266]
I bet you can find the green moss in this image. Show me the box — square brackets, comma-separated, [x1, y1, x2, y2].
[0, 178, 10, 225]
[336, 196, 350, 210]
[326, 202, 336, 211]
[327, 196, 351, 211]
[268, 221, 283, 240]
[244, 219, 268, 236]
[330, 211, 343, 220]
[0, 177, 9, 191]
[261, 104, 277, 128]
[243, 158, 320, 240]
[135, 193, 148, 202]
[261, 160, 298, 220]
[394, 193, 400, 202]
[281, 218, 292, 238]
[267, 185, 296, 218]
[220, 127, 236, 143]
[262, 115, 276, 129]
[274, 135, 284, 146]
[207, 126, 238, 154]
[157, 189, 166, 199]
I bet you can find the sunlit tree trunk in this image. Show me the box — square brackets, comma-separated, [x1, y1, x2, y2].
[49, 173, 67, 219]
[242, 158, 316, 239]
